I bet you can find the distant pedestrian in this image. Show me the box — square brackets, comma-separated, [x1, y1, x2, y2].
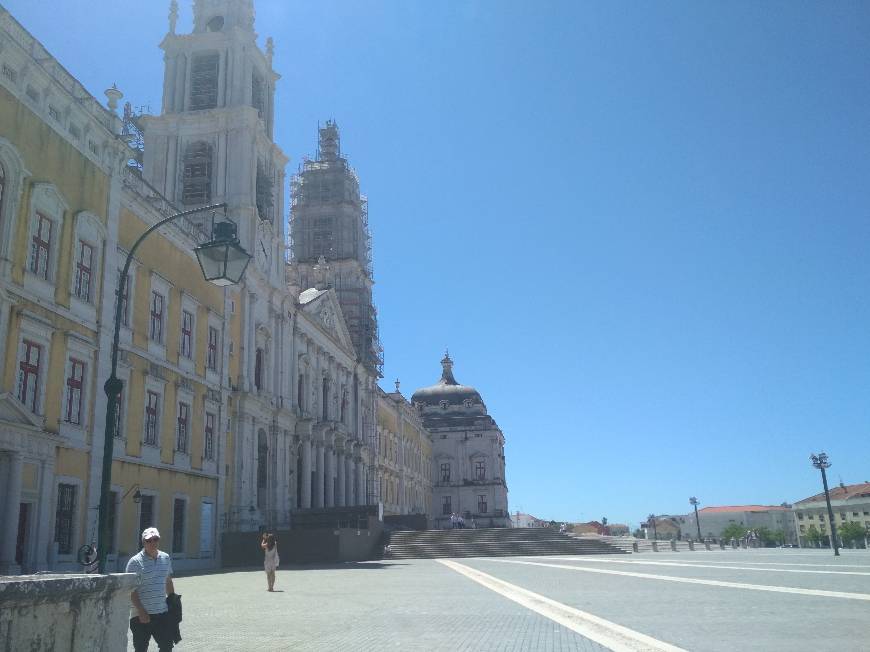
[261, 532, 279, 591]
[126, 527, 175, 652]
[450, 513, 457, 529]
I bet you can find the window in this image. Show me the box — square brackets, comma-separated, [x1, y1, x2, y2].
[440, 462, 450, 483]
[819, 514, 825, 522]
[252, 73, 265, 117]
[840, 512, 847, 520]
[29, 212, 52, 280]
[478, 495, 488, 514]
[117, 271, 131, 326]
[799, 524, 805, 533]
[204, 412, 215, 461]
[69, 124, 81, 141]
[177, 402, 190, 453]
[149, 291, 165, 343]
[797, 513, 804, 520]
[255, 348, 264, 391]
[17, 340, 42, 412]
[88, 140, 99, 156]
[64, 359, 86, 425]
[2, 63, 17, 82]
[114, 387, 124, 438]
[55, 484, 77, 554]
[145, 391, 160, 446]
[139, 494, 154, 534]
[207, 326, 219, 370]
[475, 460, 486, 480]
[74, 241, 94, 302]
[180, 311, 194, 358]
[172, 499, 186, 554]
[442, 495, 452, 515]
[190, 54, 219, 110]
[808, 514, 814, 520]
[182, 141, 213, 205]
[297, 373, 304, 409]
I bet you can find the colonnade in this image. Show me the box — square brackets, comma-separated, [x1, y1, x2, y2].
[296, 438, 368, 509]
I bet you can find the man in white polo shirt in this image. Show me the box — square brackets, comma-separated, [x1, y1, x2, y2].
[126, 527, 175, 651]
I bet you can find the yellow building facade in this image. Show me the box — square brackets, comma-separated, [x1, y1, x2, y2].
[0, 9, 238, 573]
[376, 385, 433, 519]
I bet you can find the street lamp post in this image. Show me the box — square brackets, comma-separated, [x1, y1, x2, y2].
[689, 497, 702, 541]
[648, 513, 657, 540]
[97, 203, 251, 573]
[810, 452, 839, 557]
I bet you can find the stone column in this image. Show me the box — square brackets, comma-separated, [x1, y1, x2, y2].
[335, 450, 345, 507]
[346, 456, 356, 506]
[300, 439, 312, 509]
[0, 452, 24, 574]
[324, 446, 335, 507]
[355, 458, 365, 506]
[35, 457, 55, 571]
[313, 443, 324, 508]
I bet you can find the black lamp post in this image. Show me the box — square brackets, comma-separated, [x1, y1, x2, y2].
[648, 513, 657, 540]
[97, 203, 251, 573]
[689, 497, 702, 541]
[810, 452, 839, 557]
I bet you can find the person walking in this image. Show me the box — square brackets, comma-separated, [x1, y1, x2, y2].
[261, 532, 279, 591]
[126, 527, 175, 652]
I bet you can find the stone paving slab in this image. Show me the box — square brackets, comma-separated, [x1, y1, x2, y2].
[125, 550, 870, 651]
[127, 560, 609, 651]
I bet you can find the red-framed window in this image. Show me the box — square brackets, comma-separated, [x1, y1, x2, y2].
[206, 326, 218, 371]
[74, 241, 94, 302]
[145, 391, 160, 445]
[149, 291, 164, 343]
[29, 213, 52, 280]
[180, 310, 193, 358]
[176, 402, 190, 453]
[17, 340, 41, 412]
[204, 412, 215, 461]
[64, 358, 86, 425]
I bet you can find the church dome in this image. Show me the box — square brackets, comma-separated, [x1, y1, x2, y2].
[411, 354, 484, 408]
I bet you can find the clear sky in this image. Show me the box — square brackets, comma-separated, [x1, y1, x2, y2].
[6, 0, 869, 529]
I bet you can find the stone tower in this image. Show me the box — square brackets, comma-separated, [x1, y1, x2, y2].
[290, 122, 382, 377]
[141, 0, 287, 286]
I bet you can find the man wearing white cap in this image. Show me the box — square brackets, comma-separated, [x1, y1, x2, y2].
[126, 527, 175, 651]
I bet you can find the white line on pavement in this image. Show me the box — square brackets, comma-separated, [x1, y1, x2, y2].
[437, 559, 687, 652]
[531, 556, 870, 576]
[479, 558, 870, 601]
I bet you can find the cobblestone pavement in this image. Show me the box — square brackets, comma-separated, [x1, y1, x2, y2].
[126, 549, 870, 651]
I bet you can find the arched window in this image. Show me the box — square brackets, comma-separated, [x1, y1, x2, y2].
[257, 430, 268, 509]
[182, 141, 213, 205]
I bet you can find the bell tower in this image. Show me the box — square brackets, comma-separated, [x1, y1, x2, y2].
[141, 0, 287, 285]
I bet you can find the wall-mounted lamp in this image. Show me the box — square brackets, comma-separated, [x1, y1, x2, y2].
[122, 484, 142, 504]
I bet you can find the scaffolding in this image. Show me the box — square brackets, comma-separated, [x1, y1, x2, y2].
[289, 122, 383, 377]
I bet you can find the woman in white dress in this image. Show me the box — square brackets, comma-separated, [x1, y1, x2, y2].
[260, 533, 279, 591]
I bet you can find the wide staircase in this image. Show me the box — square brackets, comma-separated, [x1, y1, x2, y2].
[385, 527, 627, 559]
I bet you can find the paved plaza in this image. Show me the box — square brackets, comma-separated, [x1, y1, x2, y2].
[130, 549, 870, 651]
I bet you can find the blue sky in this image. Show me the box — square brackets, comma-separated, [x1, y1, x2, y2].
[6, 1, 869, 528]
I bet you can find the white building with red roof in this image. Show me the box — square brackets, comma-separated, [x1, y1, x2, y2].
[676, 504, 796, 543]
[792, 482, 870, 548]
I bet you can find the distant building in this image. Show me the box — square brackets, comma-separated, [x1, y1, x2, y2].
[606, 523, 630, 536]
[792, 482, 870, 548]
[512, 512, 548, 528]
[675, 506, 796, 543]
[572, 521, 606, 536]
[412, 354, 509, 528]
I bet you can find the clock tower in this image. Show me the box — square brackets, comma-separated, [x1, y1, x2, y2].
[141, 0, 287, 286]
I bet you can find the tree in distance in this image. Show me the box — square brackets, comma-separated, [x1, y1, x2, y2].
[804, 525, 822, 548]
[720, 523, 749, 542]
[838, 521, 868, 549]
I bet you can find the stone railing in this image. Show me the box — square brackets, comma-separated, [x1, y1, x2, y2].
[0, 573, 136, 651]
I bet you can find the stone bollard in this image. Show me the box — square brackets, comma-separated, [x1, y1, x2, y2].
[651, 541, 658, 552]
[0, 573, 136, 651]
[670, 539, 677, 551]
[688, 540, 695, 551]
[632, 542, 639, 553]
[705, 541, 712, 551]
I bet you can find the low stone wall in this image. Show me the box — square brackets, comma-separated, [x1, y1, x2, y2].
[0, 572, 136, 651]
